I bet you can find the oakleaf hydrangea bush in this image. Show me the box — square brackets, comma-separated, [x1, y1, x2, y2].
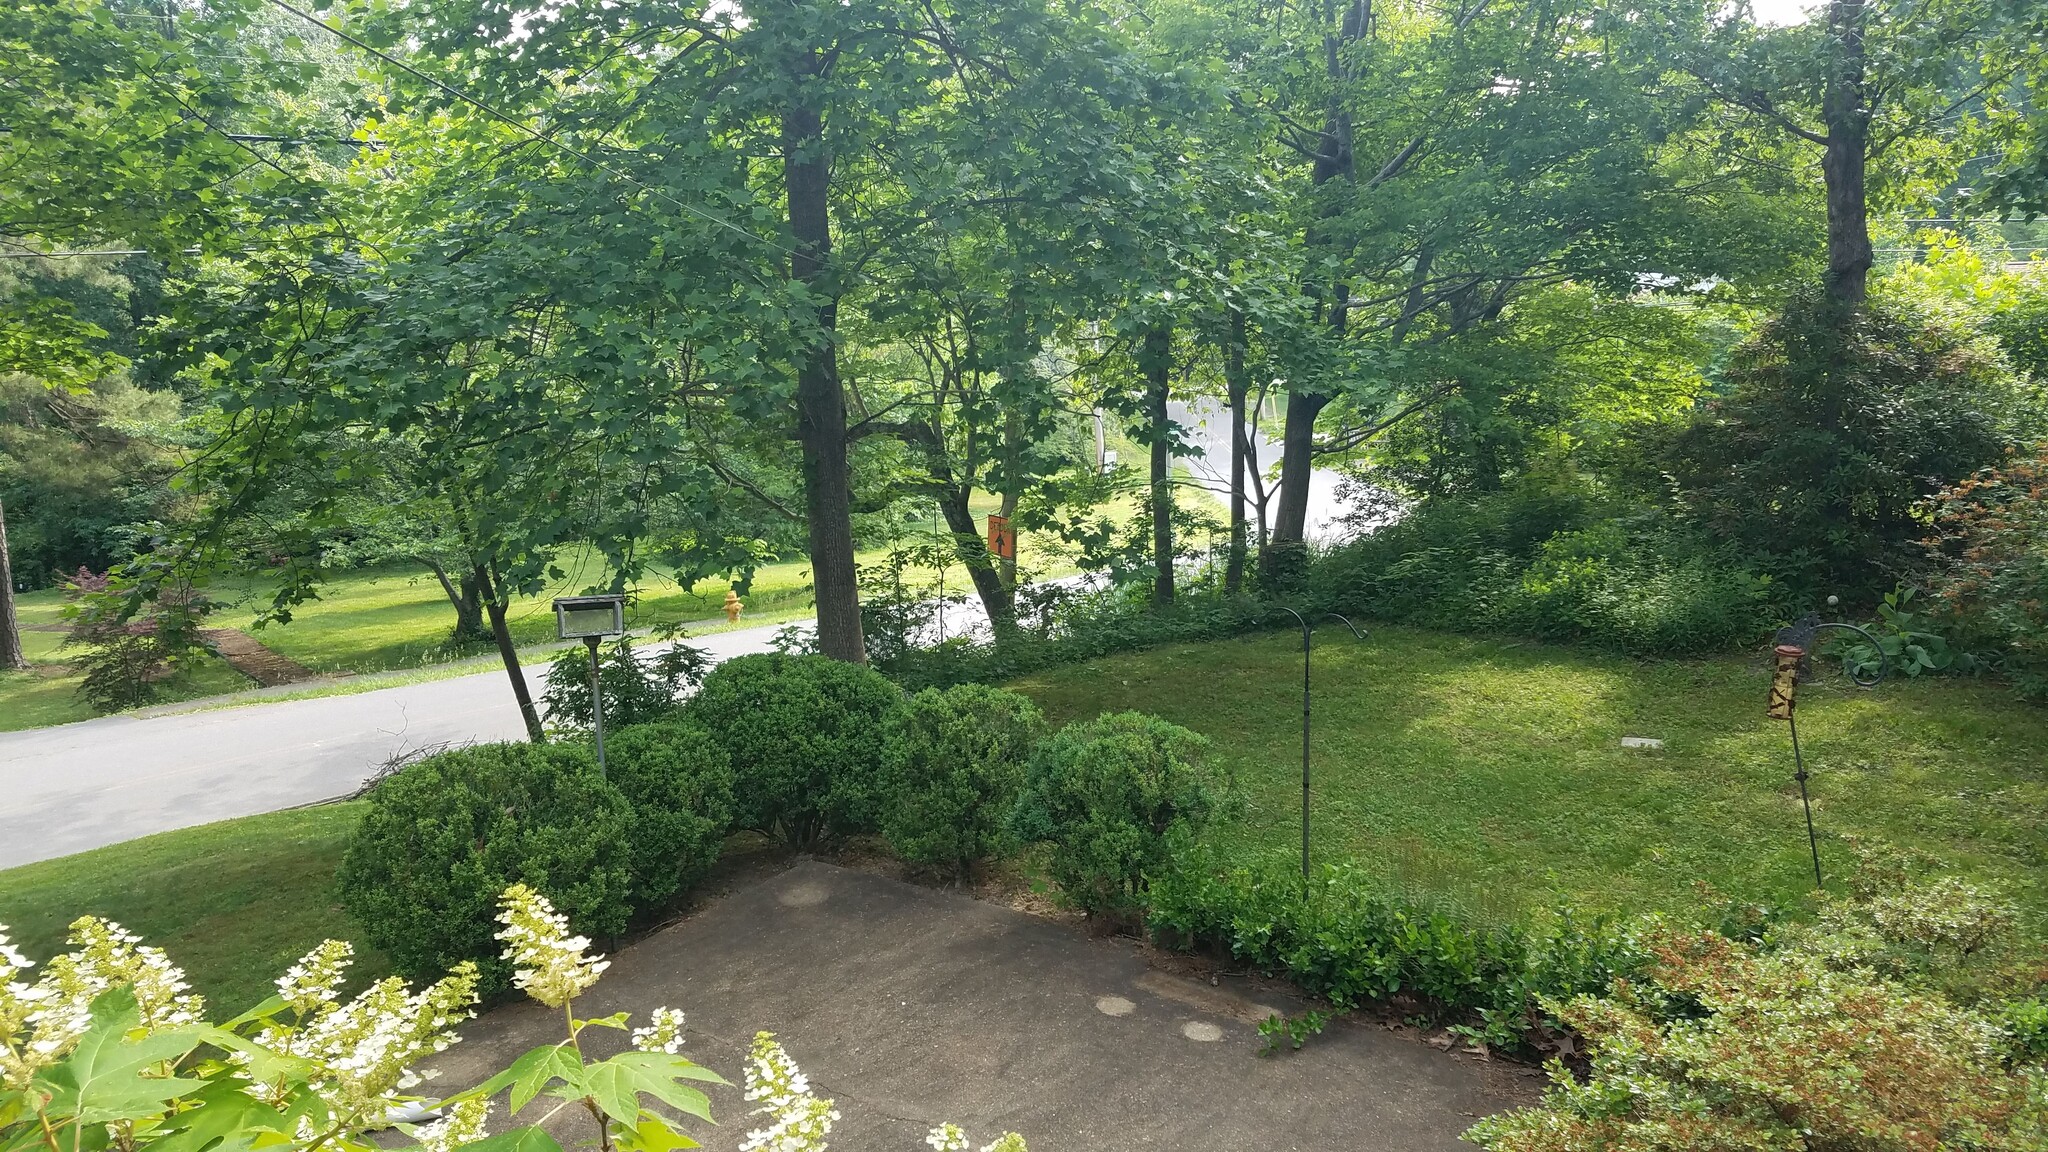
[0, 886, 1027, 1152]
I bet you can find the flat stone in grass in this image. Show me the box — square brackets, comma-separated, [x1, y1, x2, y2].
[433, 861, 1534, 1151]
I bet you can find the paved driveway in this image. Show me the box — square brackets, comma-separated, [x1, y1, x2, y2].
[0, 623, 792, 869]
[436, 861, 1534, 1151]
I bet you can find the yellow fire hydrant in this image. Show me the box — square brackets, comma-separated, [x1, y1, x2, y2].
[723, 589, 744, 624]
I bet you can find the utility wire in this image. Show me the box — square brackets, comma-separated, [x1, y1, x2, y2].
[263, 0, 797, 258]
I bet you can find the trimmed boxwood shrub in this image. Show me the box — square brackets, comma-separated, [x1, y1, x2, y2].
[1009, 711, 1218, 920]
[881, 684, 1045, 879]
[338, 741, 633, 994]
[603, 721, 736, 909]
[683, 652, 905, 847]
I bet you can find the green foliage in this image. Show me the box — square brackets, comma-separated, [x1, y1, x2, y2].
[1256, 1008, 1334, 1056]
[540, 635, 712, 736]
[1310, 478, 1779, 656]
[683, 653, 905, 847]
[1660, 291, 2029, 601]
[600, 721, 736, 911]
[337, 743, 633, 993]
[880, 584, 1274, 691]
[1837, 585, 1981, 681]
[61, 570, 221, 712]
[880, 684, 1046, 879]
[1009, 712, 1218, 920]
[1146, 848, 1647, 1052]
[1466, 932, 2046, 1151]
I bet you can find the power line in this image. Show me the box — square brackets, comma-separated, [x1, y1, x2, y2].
[263, 0, 797, 259]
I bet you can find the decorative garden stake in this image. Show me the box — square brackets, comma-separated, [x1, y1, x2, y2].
[1271, 606, 1366, 882]
[554, 594, 627, 775]
[1766, 611, 1888, 890]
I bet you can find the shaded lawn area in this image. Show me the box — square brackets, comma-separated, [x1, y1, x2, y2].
[1010, 626, 2048, 935]
[0, 804, 381, 1014]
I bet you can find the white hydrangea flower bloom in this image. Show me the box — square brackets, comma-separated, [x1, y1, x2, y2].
[1, 916, 203, 1088]
[740, 1032, 838, 1152]
[926, 1124, 968, 1151]
[978, 1135, 1028, 1152]
[494, 884, 608, 1008]
[277, 939, 354, 1016]
[265, 960, 480, 1119]
[415, 1095, 491, 1152]
[631, 1006, 686, 1054]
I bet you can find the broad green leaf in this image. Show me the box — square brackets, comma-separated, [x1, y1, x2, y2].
[144, 1077, 296, 1152]
[34, 989, 206, 1125]
[614, 1115, 700, 1152]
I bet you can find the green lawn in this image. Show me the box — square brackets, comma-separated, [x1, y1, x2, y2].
[1010, 626, 2048, 934]
[0, 804, 381, 1014]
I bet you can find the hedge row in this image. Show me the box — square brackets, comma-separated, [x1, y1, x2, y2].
[339, 653, 1221, 994]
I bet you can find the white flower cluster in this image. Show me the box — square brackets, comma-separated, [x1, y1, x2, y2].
[740, 1032, 839, 1152]
[926, 1125, 1027, 1152]
[0, 916, 202, 1090]
[255, 940, 480, 1118]
[415, 1094, 491, 1152]
[494, 884, 608, 1008]
[630, 1006, 686, 1054]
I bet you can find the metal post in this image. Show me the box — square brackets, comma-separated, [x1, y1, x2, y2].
[1270, 607, 1365, 883]
[586, 635, 607, 777]
[1787, 709, 1822, 889]
[1301, 620, 1312, 882]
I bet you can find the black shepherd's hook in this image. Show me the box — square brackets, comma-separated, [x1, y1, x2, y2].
[1769, 615, 1889, 890]
[1271, 607, 1367, 882]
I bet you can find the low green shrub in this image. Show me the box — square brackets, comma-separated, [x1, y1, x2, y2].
[539, 634, 711, 735]
[881, 684, 1046, 879]
[337, 741, 633, 993]
[602, 720, 736, 909]
[877, 584, 1273, 691]
[683, 652, 905, 847]
[1146, 847, 1646, 1051]
[1309, 486, 1781, 658]
[1009, 712, 1218, 921]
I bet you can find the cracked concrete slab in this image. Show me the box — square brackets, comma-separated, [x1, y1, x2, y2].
[433, 861, 1533, 1151]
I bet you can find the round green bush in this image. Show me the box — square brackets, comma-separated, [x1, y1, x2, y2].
[1009, 711, 1218, 920]
[602, 720, 736, 908]
[881, 684, 1046, 878]
[683, 652, 905, 846]
[338, 741, 633, 993]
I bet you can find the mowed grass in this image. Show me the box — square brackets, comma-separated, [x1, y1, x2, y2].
[1010, 626, 2048, 934]
[0, 804, 381, 1014]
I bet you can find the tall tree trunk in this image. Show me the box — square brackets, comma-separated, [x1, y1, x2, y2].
[0, 499, 27, 672]
[1265, 0, 1362, 581]
[1822, 0, 1871, 306]
[478, 563, 543, 742]
[1223, 309, 1251, 598]
[1144, 323, 1175, 608]
[783, 95, 867, 664]
[938, 488, 1015, 635]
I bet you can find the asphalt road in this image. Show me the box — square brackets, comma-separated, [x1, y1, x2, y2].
[0, 621, 794, 870]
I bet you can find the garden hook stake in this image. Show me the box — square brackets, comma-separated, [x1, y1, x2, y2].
[1270, 607, 1366, 883]
[1765, 616, 1889, 891]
